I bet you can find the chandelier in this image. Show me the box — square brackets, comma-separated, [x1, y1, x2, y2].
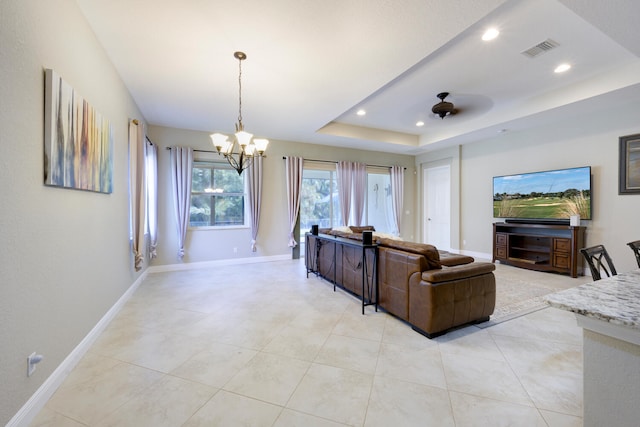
[210, 51, 268, 175]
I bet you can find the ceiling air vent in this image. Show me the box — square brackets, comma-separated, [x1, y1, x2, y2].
[521, 39, 559, 58]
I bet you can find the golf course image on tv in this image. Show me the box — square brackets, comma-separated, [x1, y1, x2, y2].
[493, 166, 591, 220]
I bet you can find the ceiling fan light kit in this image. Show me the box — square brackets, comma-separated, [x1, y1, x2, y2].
[432, 92, 455, 119]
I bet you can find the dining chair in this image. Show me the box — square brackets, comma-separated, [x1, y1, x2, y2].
[627, 240, 640, 268]
[580, 245, 617, 281]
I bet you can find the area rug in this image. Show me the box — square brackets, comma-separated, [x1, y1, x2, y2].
[477, 263, 592, 328]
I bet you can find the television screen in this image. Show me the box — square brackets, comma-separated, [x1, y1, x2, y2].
[493, 166, 591, 221]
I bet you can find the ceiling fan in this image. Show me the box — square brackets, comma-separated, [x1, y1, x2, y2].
[431, 92, 457, 119]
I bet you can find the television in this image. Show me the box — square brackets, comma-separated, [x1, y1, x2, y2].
[493, 166, 592, 223]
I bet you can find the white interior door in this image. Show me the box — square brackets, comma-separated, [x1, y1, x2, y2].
[423, 165, 451, 250]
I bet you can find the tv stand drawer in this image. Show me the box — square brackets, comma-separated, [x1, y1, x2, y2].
[554, 238, 571, 253]
[553, 253, 570, 269]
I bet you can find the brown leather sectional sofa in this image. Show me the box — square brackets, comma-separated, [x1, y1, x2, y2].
[306, 227, 496, 338]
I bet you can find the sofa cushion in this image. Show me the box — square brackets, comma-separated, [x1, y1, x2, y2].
[325, 225, 376, 239]
[421, 262, 496, 283]
[327, 229, 352, 238]
[349, 225, 376, 233]
[373, 231, 403, 241]
[377, 238, 441, 270]
[342, 233, 364, 241]
[332, 226, 353, 234]
[327, 230, 364, 240]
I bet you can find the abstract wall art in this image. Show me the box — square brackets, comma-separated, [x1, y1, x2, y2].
[44, 68, 113, 193]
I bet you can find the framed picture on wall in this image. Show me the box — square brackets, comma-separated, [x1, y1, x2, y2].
[619, 133, 640, 194]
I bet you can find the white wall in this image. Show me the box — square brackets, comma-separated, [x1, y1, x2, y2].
[0, 1, 146, 424]
[422, 96, 640, 272]
[148, 125, 417, 267]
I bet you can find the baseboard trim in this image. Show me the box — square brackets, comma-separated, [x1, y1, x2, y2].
[458, 249, 492, 261]
[148, 254, 291, 273]
[8, 270, 149, 427]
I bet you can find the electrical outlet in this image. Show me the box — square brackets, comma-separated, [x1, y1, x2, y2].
[27, 352, 43, 377]
[233, 247, 238, 253]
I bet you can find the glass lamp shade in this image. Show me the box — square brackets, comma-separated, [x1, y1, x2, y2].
[210, 133, 229, 152]
[244, 144, 256, 156]
[253, 138, 269, 154]
[235, 130, 253, 148]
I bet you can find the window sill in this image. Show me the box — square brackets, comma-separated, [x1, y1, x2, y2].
[188, 225, 250, 231]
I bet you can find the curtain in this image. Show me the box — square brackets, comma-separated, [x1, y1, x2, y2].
[247, 155, 263, 252]
[170, 146, 193, 258]
[146, 140, 158, 258]
[336, 161, 353, 226]
[285, 156, 303, 247]
[390, 165, 404, 236]
[128, 120, 146, 271]
[352, 162, 367, 226]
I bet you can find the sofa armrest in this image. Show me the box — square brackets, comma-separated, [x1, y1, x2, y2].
[438, 251, 474, 266]
[421, 262, 495, 283]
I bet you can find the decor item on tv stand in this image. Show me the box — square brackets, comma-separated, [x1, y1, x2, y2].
[210, 51, 269, 175]
[493, 222, 585, 278]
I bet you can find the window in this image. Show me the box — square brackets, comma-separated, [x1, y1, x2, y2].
[144, 146, 157, 235]
[190, 162, 245, 227]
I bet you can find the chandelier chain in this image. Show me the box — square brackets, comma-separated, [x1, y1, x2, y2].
[237, 57, 243, 127]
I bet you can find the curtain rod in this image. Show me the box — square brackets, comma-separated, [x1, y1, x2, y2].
[165, 147, 216, 154]
[282, 157, 405, 170]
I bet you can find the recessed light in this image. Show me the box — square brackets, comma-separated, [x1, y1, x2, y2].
[416, 121, 425, 127]
[554, 63, 571, 73]
[482, 28, 499, 41]
[356, 109, 366, 116]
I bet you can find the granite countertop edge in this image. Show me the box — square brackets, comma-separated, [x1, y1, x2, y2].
[545, 270, 640, 330]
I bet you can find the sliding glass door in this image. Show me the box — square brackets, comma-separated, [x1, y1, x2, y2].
[300, 169, 341, 244]
[366, 170, 394, 234]
[299, 165, 395, 254]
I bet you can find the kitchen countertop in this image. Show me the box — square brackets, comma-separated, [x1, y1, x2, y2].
[545, 269, 640, 329]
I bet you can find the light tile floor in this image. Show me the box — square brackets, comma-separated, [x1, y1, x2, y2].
[30, 259, 584, 427]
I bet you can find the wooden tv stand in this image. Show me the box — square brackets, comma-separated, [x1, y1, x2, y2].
[493, 222, 585, 278]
